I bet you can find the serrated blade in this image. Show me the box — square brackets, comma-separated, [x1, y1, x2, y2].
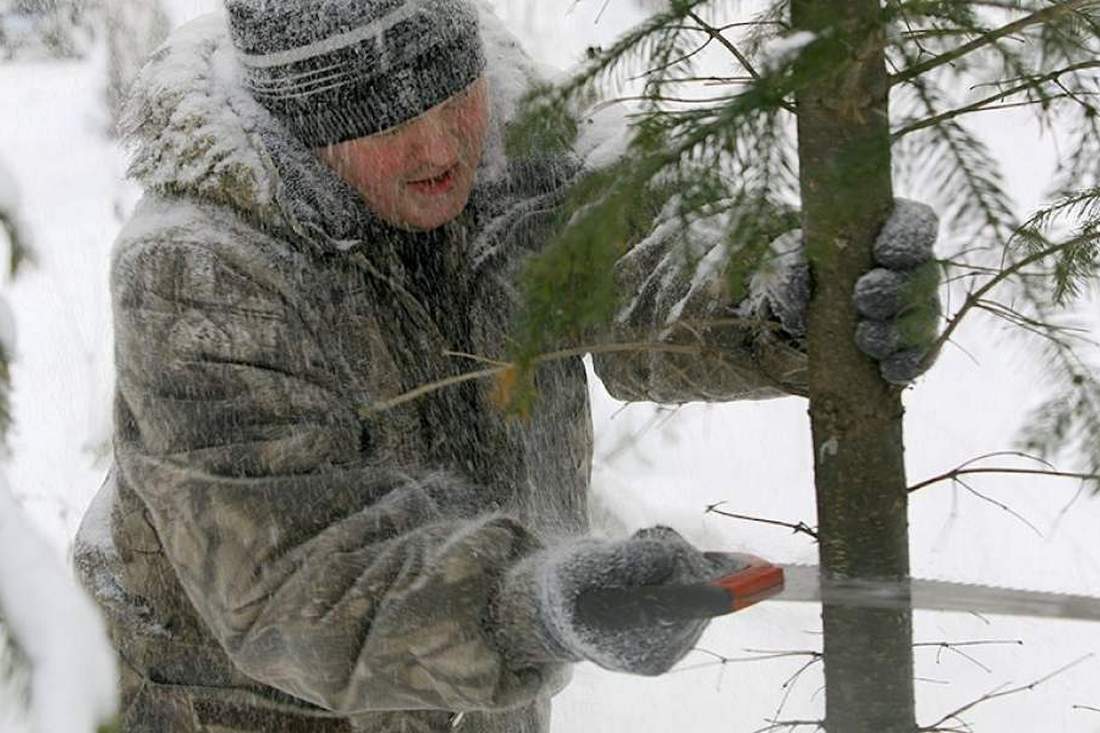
[777, 564, 1100, 622]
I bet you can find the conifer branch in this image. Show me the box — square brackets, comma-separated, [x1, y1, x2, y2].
[688, 11, 761, 80]
[929, 233, 1092, 362]
[889, 0, 1099, 86]
[893, 60, 1100, 138]
[685, 12, 798, 113]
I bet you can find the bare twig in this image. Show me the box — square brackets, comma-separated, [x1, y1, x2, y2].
[705, 502, 819, 540]
[890, 0, 1099, 86]
[919, 654, 1096, 732]
[365, 365, 504, 414]
[1075, 705, 1100, 713]
[915, 639, 1024, 674]
[751, 720, 825, 733]
[598, 404, 683, 465]
[1051, 480, 1088, 531]
[772, 654, 825, 721]
[909, 451, 1090, 509]
[362, 340, 712, 414]
[670, 647, 820, 675]
[958, 477, 1043, 536]
[365, 308, 791, 414]
[909, 466, 1100, 493]
[957, 450, 1055, 471]
[441, 350, 510, 367]
[916, 676, 952, 685]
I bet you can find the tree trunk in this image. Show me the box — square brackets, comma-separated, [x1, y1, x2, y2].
[789, 1, 916, 731]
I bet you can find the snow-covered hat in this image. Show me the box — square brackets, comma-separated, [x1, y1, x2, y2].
[225, 0, 486, 147]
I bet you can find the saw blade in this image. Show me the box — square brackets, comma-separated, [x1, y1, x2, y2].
[776, 564, 1100, 622]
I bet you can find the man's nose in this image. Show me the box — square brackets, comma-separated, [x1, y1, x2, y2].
[410, 112, 461, 166]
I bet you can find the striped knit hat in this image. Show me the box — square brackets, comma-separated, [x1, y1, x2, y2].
[225, 0, 486, 147]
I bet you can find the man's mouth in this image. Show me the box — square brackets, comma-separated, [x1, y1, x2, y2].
[407, 166, 458, 196]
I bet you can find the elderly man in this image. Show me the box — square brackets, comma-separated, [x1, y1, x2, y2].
[74, 1, 938, 731]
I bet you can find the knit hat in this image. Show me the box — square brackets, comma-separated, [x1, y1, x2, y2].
[225, 0, 486, 147]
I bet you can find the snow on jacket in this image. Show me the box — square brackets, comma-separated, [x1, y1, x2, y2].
[73, 10, 807, 733]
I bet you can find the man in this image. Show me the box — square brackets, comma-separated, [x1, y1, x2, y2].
[74, 1, 938, 731]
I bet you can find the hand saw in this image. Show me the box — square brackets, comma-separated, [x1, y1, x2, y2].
[575, 553, 1100, 630]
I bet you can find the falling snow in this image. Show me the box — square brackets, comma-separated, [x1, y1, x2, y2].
[1, 2, 1099, 733]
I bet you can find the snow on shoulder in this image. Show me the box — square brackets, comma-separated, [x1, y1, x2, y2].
[0, 477, 117, 733]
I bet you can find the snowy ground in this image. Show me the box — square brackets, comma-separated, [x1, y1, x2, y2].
[0, 1, 1098, 732]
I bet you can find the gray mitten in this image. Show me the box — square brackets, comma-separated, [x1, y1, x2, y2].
[491, 527, 723, 676]
[853, 199, 941, 385]
[741, 198, 941, 385]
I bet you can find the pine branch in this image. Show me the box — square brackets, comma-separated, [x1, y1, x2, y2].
[890, 0, 1099, 86]
[688, 10, 762, 80]
[897, 69, 1018, 245]
[559, 0, 715, 100]
[929, 233, 1091, 362]
[893, 60, 1100, 138]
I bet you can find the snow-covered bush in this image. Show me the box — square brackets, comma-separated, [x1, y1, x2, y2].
[0, 0, 95, 60]
[0, 158, 115, 732]
[0, 478, 118, 733]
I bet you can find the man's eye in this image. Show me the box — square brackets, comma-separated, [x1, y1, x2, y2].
[376, 124, 406, 138]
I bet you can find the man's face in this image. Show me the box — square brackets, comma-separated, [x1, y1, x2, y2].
[316, 77, 491, 231]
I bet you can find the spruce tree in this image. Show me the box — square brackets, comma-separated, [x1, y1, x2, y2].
[485, 1, 1100, 730]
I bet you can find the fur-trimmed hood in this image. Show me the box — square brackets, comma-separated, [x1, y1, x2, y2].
[120, 5, 571, 254]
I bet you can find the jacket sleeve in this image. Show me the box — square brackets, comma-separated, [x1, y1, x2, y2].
[590, 213, 808, 404]
[111, 234, 566, 715]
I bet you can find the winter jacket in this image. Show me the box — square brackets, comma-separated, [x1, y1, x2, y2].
[73, 10, 806, 733]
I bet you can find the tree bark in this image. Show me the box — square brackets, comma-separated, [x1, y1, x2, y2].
[790, 1, 916, 731]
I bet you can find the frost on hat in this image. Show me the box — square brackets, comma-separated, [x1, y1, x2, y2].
[225, 0, 486, 146]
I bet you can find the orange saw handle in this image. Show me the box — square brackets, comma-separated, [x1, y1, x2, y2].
[574, 554, 785, 630]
